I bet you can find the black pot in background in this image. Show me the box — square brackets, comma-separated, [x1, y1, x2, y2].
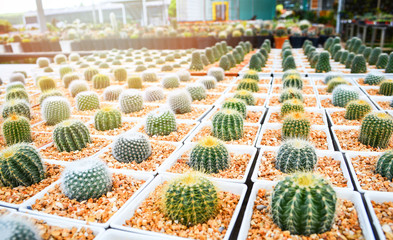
[242, 36, 258, 48]
[307, 37, 319, 47]
[197, 36, 217, 49]
[318, 35, 331, 48]
[256, 35, 272, 48]
[227, 36, 241, 48]
[289, 36, 307, 48]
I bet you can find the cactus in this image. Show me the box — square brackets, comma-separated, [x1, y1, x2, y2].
[315, 51, 331, 73]
[207, 67, 225, 82]
[0, 217, 40, 239]
[62, 73, 79, 88]
[351, 55, 367, 73]
[144, 86, 165, 102]
[282, 74, 303, 89]
[364, 72, 385, 85]
[323, 72, 343, 84]
[6, 82, 25, 92]
[359, 112, 393, 149]
[326, 77, 349, 93]
[237, 79, 259, 92]
[0, 143, 45, 188]
[186, 84, 206, 101]
[379, 80, 393, 96]
[176, 70, 191, 82]
[271, 172, 337, 235]
[162, 172, 218, 226]
[75, 91, 100, 111]
[281, 99, 304, 117]
[190, 136, 230, 173]
[59, 66, 73, 79]
[162, 74, 180, 89]
[113, 67, 127, 82]
[276, 139, 317, 173]
[282, 55, 296, 72]
[61, 158, 112, 201]
[242, 70, 259, 81]
[161, 64, 173, 72]
[5, 88, 29, 102]
[92, 74, 110, 89]
[218, 55, 229, 71]
[127, 75, 142, 89]
[282, 70, 301, 81]
[386, 53, 393, 73]
[205, 47, 215, 64]
[198, 76, 217, 89]
[103, 85, 122, 101]
[145, 109, 177, 136]
[119, 90, 143, 114]
[54, 54, 67, 64]
[345, 53, 355, 69]
[222, 97, 247, 118]
[69, 53, 80, 62]
[84, 68, 99, 81]
[37, 57, 50, 68]
[2, 99, 30, 119]
[94, 107, 122, 131]
[344, 100, 372, 120]
[376, 53, 388, 69]
[332, 85, 359, 108]
[212, 109, 244, 141]
[141, 70, 158, 82]
[69, 80, 89, 97]
[279, 88, 303, 103]
[53, 119, 91, 152]
[167, 90, 192, 114]
[189, 51, 204, 71]
[249, 54, 261, 71]
[234, 90, 255, 105]
[368, 47, 382, 65]
[324, 37, 333, 50]
[112, 132, 152, 163]
[362, 47, 372, 60]
[41, 96, 71, 125]
[201, 54, 210, 66]
[282, 112, 311, 140]
[340, 50, 349, 64]
[136, 65, 147, 72]
[376, 150, 393, 180]
[2, 114, 32, 145]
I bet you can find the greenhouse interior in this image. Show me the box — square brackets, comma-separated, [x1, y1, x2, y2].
[1, 0, 393, 239]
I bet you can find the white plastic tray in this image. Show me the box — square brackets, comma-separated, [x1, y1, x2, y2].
[110, 174, 247, 240]
[265, 107, 328, 126]
[368, 96, 392, 111]
[233, 75, 273, 85]
[325, 107, 378, 127]
[266, 93, 321, 108]
[96, 229, 174, 240]
[364, 192, 393, 240]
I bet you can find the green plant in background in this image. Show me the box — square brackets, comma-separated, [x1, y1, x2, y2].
[212, 109, 244, 141]
[53, 119, 91, 152]
[345, 53, 355, 69]
[359, 112, 393, 149]
[351, 55, 367, 73]
[315, 51, 331, 73]
[368, 47, 382, 65]
[112, 132, 152, 163]
[222, 97, 247, 118]
[189, 51, 204, 71]
[145, 108, 177, 136]
[376, 53, 389, 69]
[141, 70, 158, 82]
[376, 150, 393, 180]
[249, 54, 261, 71]
[94, 106, 122, 131]
[326, 77, 349, 93]
[113, 67, 127, 82]
[127, 75, 143, 89]
[84, 67, 99, 81]
[386, 53, 393, 73]
[344, 100, 372, 120]
[276, 139, 317, 173]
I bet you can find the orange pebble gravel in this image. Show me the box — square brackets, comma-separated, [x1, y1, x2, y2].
[334, 129, 393, 152]
[192, 125, 259, 146]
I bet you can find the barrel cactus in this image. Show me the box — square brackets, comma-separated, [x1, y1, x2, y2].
[6, 82, 25, 92]
[176, 70, 191, 82]
[212, 109, 244, 141]
[5, 88, 29, 102]
[127, 75, 143, 89]
[53, 119, 91, 152]
[237, 79, 259, 92]
[76, 91, 100, 111]
[144, 86, 165, 102]
[345, 53, 355, 69]
[282, 112, 311, 140]
[276, 139, 317, 173]
[376, 150, 393, 180]
[326, 77, 349, 93]
[37, 57, 49, 68]
[315, 51, 331, 73]
[234, 90, 255, 105]
[279, 88, 303, 103]
[189, 51, 204, 71]
[351, 55, 367, 73]
[167, 90, 192, 114]
[61, 158, 112, 201]
[2, 99, 30, 119]
[2, 114, 32, 145]
[332, 85, 359, 107]
[84, 67, 99, 81]
[379, 79, 393, 96]
[282, 74, 303, 90]
[113, 67, 127, 81]
[242, 70, 259, 81]
[59, 66, 73, 79]
[222, 97, 247, 118]
[69, 80, 89, 97]
[41, 96, 71, 125]
[37, 76, 56, 92]
[119, 90, 144, 114]
[0, 217, 40, 240]
[386, 53, 393, 73]
[207, 67, 225, 82]
[376, 53, 389, 69]
[141, 70, 158, 82]
[103, 85, 123, 101]
[92, 74, 110, 89]
[145, 109, 177, 136]
[359, 112, 393, 149]
[198, 76, 217, 90]
[162, 75, 180, 89]
[94, 107, 122, 131]
[344, 100, 372, 120]
[186, 84, 207, 101]
[368, 47, 382, 65]
[62, 73, 79, 88]
[364, 72, 385, 85]
[281, 99, 304, 117]
[112, 132, 152, 163]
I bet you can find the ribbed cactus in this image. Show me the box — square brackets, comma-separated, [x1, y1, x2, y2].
[61, 158, 112, 201]
[162, 75, 180, 89]
[323, 72, 343, 84]
[84, 67, 99, 81]
[9, 73, 25, 85]
[103, 85, 123, 101]
[189, 136, 230, 173]
[359, 112, 393, 149]
[145, 109, 177, 136]
[249, 54, 261, 71]
[282, 112, 311, 140]
[364, 72, 385, 85]
[237, 79, 259, 92]
[69, 80, 89, 97]
[167, 90, 192, 114]
[379, 79, 393, 96]
[161, 64, 173, 72]
[386, 53, 393, 73]
[37, 76, 56, 92]
[37, 57, 50, 68]
[54, 54, 67, 64]
[198, 76, 217, 90]
[0, 143, 45, 187]
[6, 82, 25, 92]
[53, 119, 91, 152]
[243, 70, 259, 81]
[205, 48, 215, 64]
[119, 90, 143, 114]
[5, 88, 29, 102]
[276, 139, 317, 173]
[315, 51, 331, 73]
[219, 55, 230, 71]
[282, 74, 303, 90]
[340, 50, 349, 64]
[189, 51, 204, 71]
[376, 150, 393, 180]
[281, 99, 304, 117]
[176, 70, 191, 82]
[2, 114, 32, 145]
[62, 73, 79, 88]
[92, 74, 110, 89]
[141, 70, 158, 82]
[368, 47, 382, 65]
[234, 90, 255, 105]
[376, 53, 388, 69]
[76, 91, 100, 111]
[212, 109, 244, 141]
[2, 99, 30, 119]
[0, 217, 40, 240]
[332, 85, 359, 107]
[344, 100, 372, 120]
[69, 53, 80, 62]
[271, 172, 337, 235]
[94, 107, 122, 131]
[363, 47, 372, 60]
[112, 132, 152, 163]
[279, 88, 303, 103]
[222, 97, 247, 118]
[186, 84, 207, 101]
[326, 77, 349, 93]
[127, 75, 142, 89]
[283, 55, 297, 72]
[162, 172, 218, 226]
[207, 67, 225, 82]
[59, 66, 73, 79]
[113, 67, 127, 82]
[345, 53, 355, 69]
[351, 55, 367, 73]
[144, 86, 164, 102]
[41, 96, 71, 125]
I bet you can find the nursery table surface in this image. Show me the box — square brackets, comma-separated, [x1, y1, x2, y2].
[0, 64, 35, 80]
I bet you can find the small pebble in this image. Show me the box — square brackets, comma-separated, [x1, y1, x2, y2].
[219, 226, 225, 233]
[257, 205, 266, 210]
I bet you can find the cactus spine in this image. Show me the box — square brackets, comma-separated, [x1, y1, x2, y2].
[145, 109, 177, 136]
[112, 132, 152, 163]
[344, 100, 372, 120]
[276, 139, 317, 173]
[212, 109, 244, 141]
[282, 112, 311, 140]
[94, 107, 122, 131]
[359, 112, 393, 149]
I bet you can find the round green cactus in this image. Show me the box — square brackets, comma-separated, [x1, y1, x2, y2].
[113, 67, 127, 81]
[234, 90, 255, 105]
[0, 143, 45, 187]
[279, 88, 303, 103]
[282, 55, 297, 72]
[162, 172, 219, 226]
[37, 76, 56, 92]
[326, 77, 349, 93]
[127, 75, 143, 89]
[5, 88, 29, 102]
[281, 99, 304, 117]
[119, 90, 143, 114]
[332, 85, 359, 107]
[141, 70, 158, 82]
[376, 53, 388, 69]
[222, 97, 247, 118]
[161, 64, 173, 72]
[2, 114, 32, 145]
[237, 79, 259, 92]
[344, 100, 372, 120]
[368, 47, 382, 65]
[167, 90, 192, 114]
[315, 51, 331, 73]
[53, 119, 91, 152]
[364, 72, 385, 85]
[6, 82, 25, 92]
[162, 75, 180, 89]
[242, 70, 259, 81]
[103, 85, 123, 101]
[218, 55, 230, 71]
[345, 53, 355, 69]
[282, 70, 301, 81]
[76, 91, 100, 111]
[62, 73, 79, 88]
[59, 66, 73, 79]
[144, 86, 165, 102]
[359, 112, 393, 149]
[207, 67, 225, 82]
[271, 172, 337, 235]
[340, 50, 349, 64]
[94, 107, 122, 131]
[205, 47, 215, 64]
[41, 96, 71, 125]
[92, 74, 110, 89]
[362, 47, 372, 60]
[212, 109, 244, 141]
[249, 54, 261, 71]
[323, 72, 343, 84]
[176, 70, 191, 82]
[145, 109, 177, 136]
[187, 84, 206, 101]
[351, 55, 367, 73]
[333, 50, 343, 62]
[69, 80, 89, 98]
[386, 53, 393, 73]
[189, 136, 230, 173]
[61, 158, 112, 201]
[2, 99, 30, 119]
[84, 67, 99, 81]
[37, 57, 49, 68]
[376, 150, 393, 180]
[0, 217, 40, 240]
[112, 132, 152, 163]
[282, 112, 311, 140]
[282, 74, 303, 90]
[198, 76, 217, 90]
[189, 51, 204, 71]
[379, 79, 393, 96]
[276, 139, 317, 173]
[54, 54, 67, 64]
